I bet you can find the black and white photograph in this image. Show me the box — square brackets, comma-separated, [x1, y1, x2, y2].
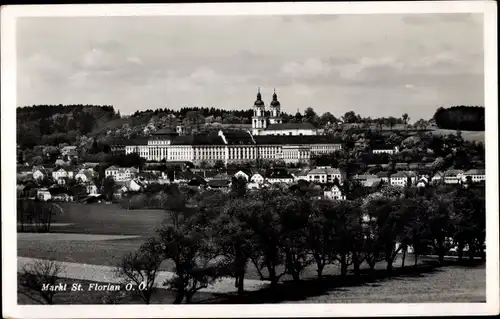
[2, 1, 498, 318]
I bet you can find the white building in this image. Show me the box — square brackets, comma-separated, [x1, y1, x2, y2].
[372, 145, 400, 155]
[36, 188, 52, 201]
[52, 168, 74, 184]
[105, 166, 139, 182]
[431, 171, 444, 184]
[234, 170, 250, 181]
[306, 167, 342, 185]
[250, 172, 265, 184]
[75, 169, 94, 183]
[265, 169, 294, 184]
[390, 172, 408, 187]
[125, 127, 342, 166]
[444, 170, 464, 184]
[324, 185, 346, 200]
[462, 169, 485, 183]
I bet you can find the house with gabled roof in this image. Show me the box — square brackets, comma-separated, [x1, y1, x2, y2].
[444, 169, 464, 184]
[376, 171, 390, 183]
[250, 170, 266, 184]
[390, 172, 409, 187]
[431, 171, 444, 184]
[105, 165, 139, 182]
[52, 167, 74, 184]
[75, 169, 94, 184]
[324, 185, 346, 201]
[462, 168, 485, 183]
[372, 144, 399, 155]
[266, 168, 294, 184]
[306, 167, 342, 185]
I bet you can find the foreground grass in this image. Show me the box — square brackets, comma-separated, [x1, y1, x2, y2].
[211, 259, 486, 304]
[17, 260, 485, 304]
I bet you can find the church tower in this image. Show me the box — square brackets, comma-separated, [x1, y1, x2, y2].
[251, 88, 267, 135]
[269, 89, 282, 124]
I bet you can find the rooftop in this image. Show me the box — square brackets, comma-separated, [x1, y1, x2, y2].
[266, 122, 317, 131]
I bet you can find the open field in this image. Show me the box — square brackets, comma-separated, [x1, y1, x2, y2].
[429, 129, 485, 142]
[49, 203, 168, 236]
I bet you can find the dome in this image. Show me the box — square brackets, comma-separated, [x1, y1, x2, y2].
[270, 90, 280, 107]
[254, 89, 265, 107]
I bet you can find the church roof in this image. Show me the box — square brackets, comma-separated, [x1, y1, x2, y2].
[266, 122, 317, 131]
[254, 135, 342, 145]
[170, 134, 225, 145]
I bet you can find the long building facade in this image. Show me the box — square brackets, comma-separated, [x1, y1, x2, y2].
[125, 129, 342, 165]
[124, 90, 342, 165]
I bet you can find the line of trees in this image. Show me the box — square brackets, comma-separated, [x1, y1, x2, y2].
[116, 181, 485, 303]
[17, 199, 60, 233]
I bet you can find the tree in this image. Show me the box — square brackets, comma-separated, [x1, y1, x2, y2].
[402, 113, 410, 125]
[116, 237, 163, 304]
[230, 176, 247, 198]
[157, 221, 228, 303]
[367, 198, 405, 274]
[426, 195, 454, 264]
[307, 200, 338, 280]
[319, 112, 338, 126]
[102, 176, 116, 202]
[19, 259, 66, 304]
[217, 199, 255, 296]
[342, 111, 359, 124]
[234, 190, 288, 291]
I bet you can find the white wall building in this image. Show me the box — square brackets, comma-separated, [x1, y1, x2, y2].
[390, 172, 408, 187]
[306, 167, 342, 185]
[324, 185, 346, 200]
[105, 166, 139, 182]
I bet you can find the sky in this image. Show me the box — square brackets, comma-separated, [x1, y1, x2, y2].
[16, 13, 484, 121]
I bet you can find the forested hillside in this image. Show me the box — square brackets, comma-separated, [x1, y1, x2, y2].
[433, 106, 485, 131]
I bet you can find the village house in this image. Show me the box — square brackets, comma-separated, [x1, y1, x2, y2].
[290, 169, 309, 182]
[372, 144, 400, 155]
[36, 188, 52, 201]
[250, 172, 265, 184]
[324, 185, 346, 200]
[61, 146, 78, 156]
[234, 169, 251, 181]
[207, 179, 231, 189]
[265, 168, 294, 184]
[121, 179, 145, 193]
[376, 171, 390, 183]
[402, 171, 418, 186]
[431, 171, 444, 184]
[75, 169, 94, 184]
[306, 167, 342, 185]
[444, 169, 464, 184]
[416, 176, 429, 188]
[390, 172, 409, 187]
[86, 182, 99, 195]
[32, 166, 48, 180]
[105, 166, 139, 182]
[52, 167, 74, 184]
[353, 174, 381, 187]
[462, 168, 485, 183]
